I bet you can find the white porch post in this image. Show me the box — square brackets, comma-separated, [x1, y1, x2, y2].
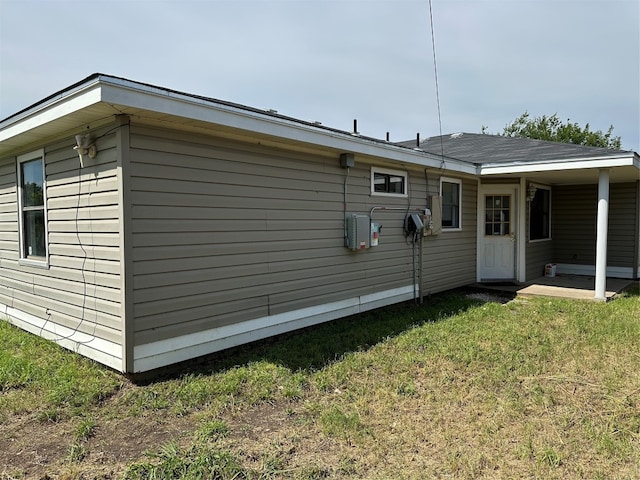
[517, 177, 527, 283]
[595, 169, 610, 301]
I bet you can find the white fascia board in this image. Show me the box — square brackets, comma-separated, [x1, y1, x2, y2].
[479, 155, 638, 176]
[98, 78, 477, 175]
[0, 82, 103, 143]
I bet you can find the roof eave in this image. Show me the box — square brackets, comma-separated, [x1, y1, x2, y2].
[0, 75, 477, 174]
[478, 154, 640, 176]
[103, 78, 478, 173]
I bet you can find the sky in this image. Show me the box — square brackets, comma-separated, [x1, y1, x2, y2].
[1, 0, 639, 153]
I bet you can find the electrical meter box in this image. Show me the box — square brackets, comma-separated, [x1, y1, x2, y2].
[346, 214, 370, 250]
[424, 195, 442, 236]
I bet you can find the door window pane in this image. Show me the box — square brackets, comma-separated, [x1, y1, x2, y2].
[485, 195, 511, 236]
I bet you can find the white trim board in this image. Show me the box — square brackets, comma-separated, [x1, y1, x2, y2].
[0, 301, 122, 371]
[98, 80, 477, 174]
[479, 155, 637, 175]
[555, 263, 635, 279]
[133, 285, 416, 373]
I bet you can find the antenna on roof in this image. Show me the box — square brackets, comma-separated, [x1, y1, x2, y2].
[428, 0, 446, 171]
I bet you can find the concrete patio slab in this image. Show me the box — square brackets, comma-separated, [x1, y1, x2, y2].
[471, 275, 634, 302]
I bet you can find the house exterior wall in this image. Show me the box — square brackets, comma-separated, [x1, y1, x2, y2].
[552, 183, 638, 278]
[421, 177, 477, 294]
[127, 125, 478, 371]
[0, 127, 123, 370]
[526, 240, 553, 281]
[636, 181, 640, 278]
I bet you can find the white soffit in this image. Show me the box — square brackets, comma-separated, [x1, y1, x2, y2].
[0, 83, 102, 145]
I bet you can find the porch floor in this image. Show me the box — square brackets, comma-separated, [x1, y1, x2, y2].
[471, 275, 634, 301]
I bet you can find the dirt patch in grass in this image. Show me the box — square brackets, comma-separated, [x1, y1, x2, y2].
[1, 415, 74, 476]
[0, 407, 199, 479]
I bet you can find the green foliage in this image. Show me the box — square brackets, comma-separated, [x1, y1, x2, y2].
[124, 441, 247, 480]
[497, 111, 622, 149]
[75, 417, 97, 441]
[196, 419, 230, 443]
[0, 321, 122, 421]
[318, 405, 364, 439]
[67, 441, 88, 463]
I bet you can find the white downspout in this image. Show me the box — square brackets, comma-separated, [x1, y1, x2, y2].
[595, 169, 610, 301]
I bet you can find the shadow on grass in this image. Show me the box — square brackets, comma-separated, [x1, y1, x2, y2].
[132, 288, 513, 384]
[621, 281, 640, 297]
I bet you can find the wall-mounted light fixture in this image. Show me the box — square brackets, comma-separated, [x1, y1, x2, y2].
[527, 183, 538, 202]
[73, 134, 96, 166]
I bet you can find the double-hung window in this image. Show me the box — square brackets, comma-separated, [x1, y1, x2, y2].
[529, 186, 551, 241]
[18, 150, 48, 264]
[440, 177, 462, 230]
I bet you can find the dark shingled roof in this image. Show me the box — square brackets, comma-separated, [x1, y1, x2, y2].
[395, 133, 633, 165]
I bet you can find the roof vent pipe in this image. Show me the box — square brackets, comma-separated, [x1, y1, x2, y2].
[416, 133, 420, 147]
[352, 119, 359, 135]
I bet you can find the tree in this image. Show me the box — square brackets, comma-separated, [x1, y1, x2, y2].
[490, 111, 622, 149]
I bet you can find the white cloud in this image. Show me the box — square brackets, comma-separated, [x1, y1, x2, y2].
[1, 0, 638, 151]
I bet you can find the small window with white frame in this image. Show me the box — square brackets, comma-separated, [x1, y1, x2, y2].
[371, 167, 408, 197]
[440, 177, 462, 230]
[17, 150, 48, 265]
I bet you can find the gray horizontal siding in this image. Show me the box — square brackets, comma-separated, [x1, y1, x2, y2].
[130, 125, 479, 345]
[421, 177, 477, 294]
[608, 184, 638, 267]
[553, 183, 637, 269]
[527, 241, 553, 280]
[0, 126, 123, 359]
[552, 185, 596, 264]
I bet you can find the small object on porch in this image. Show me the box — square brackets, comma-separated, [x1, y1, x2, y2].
[545, 263, 557, 277]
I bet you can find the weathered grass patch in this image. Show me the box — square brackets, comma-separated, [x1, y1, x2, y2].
[0, 321, 122, 423]
[1, 288, 639, 479]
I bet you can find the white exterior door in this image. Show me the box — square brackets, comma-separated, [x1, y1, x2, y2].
[479, 187, 517, 280]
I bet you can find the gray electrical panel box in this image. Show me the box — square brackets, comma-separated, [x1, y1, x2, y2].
[346, 214, 370, 250]
[424, 195, 442, 236]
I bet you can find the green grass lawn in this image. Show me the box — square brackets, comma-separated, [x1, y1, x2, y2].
[1, 286, 639, 479]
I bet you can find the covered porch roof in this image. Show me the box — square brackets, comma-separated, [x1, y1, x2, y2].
[397, 132, 640, 185]
[401, 132, 639, 301]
